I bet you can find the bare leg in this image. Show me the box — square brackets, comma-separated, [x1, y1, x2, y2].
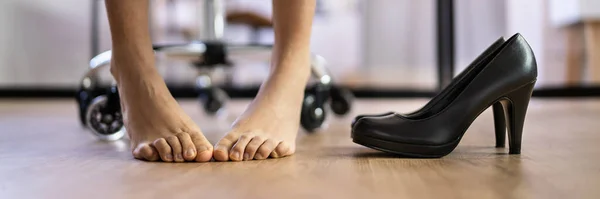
[106, 0, 212, 162]
[213, 0, 316, 161]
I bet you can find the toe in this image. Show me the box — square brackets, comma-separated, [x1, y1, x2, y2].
[214, 133, 238, 162]
[190, 133, 213, 162]
[152, 138, 173, 162]
[177, 133, 196, 161]
[133, 144, 160, 161]
[229, 134, 253, 161]
[244, 136, 265, 161]
[166, 136, 184, 162]
[271, 142, 292, 158]
[255, 139, 277, 160]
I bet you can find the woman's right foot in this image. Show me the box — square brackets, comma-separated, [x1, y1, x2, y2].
[111, 59, 213, 162]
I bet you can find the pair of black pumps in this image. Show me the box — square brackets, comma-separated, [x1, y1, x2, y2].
[351, 33, 537, 158]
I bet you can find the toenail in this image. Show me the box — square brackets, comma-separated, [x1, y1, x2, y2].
[272, 151, 279, 157]
[198, 149, 211, 155]
[166, 154, 173, 161]
[186, 149, 195, 157]
[199, 146, 211, 153]
[243, 153, 250, 160]
[232, 152, 241, 160]
[255, 153, 263, 159]
[176, 154, 183, 160]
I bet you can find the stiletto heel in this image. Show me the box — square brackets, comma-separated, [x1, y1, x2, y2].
[493, 103, 506, 148]
[351, 33, 537, 157]
[501, 81, 535, 154]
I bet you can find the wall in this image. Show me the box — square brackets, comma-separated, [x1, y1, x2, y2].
[506, 0, 581, 86]
[0, 0, 91, 87]
[549, 0, 600, 26]
[0, 0, 575, 89]
[361, 0, 507, 89]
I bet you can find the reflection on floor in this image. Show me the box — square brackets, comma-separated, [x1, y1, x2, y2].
[1, 99, 599, 198]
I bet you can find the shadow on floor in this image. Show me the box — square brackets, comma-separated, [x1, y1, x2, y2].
[318, 146, 514, 159]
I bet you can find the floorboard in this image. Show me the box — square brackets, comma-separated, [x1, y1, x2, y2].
[1, 99, 599, 199]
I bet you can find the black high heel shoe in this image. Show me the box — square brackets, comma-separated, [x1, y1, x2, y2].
[351, 33, 537, 157]
[351, 37, 508, 148]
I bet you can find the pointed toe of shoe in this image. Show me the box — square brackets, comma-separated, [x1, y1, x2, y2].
[351, 117, 377, 137]
[351, 112, 395, 127]
[351, 114, 404, 139]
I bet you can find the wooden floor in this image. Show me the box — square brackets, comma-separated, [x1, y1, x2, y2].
[1, 98, 600, 199]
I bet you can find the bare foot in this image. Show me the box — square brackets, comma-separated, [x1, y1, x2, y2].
[111, 59, 213, 162]
[213, 64, 311, 161]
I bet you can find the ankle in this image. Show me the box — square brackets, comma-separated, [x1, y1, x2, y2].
[270, 50, 311, 75]
[109, 56, 157, 83]
[269, 66, 311, 84]
[271, 57, 311, 77]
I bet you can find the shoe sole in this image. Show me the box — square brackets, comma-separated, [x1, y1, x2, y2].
[351, 134, 461, 158]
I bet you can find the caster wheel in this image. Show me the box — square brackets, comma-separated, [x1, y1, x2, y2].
[300, 93, 326, 132]
[77, 74, 101, 126]
[329, 87, 354, 115]
[86, 95, 126, 141]
[77, 89, 93, 126]
[199, 88, 228, 115]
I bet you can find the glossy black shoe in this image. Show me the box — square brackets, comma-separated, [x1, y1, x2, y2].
[351, 112, 394, 127]
[351, 33, 537, 157]
[351, 37, 509, 148]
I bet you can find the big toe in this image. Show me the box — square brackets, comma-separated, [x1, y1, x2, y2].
[133, 144, 159, 161]
[195, 145, 213, 162]
[213, 147, 229, 162]
[213, 134, 237, 162]
[190, 133, 213, 162]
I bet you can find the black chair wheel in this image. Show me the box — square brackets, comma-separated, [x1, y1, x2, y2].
[77, 75, 102, 126]
[330, 87, 354, 115]
[199, 88, 228, 114]
[85, 95, 126, 141]
[77, 89, 92, 126]
[300, 93, 326, 132]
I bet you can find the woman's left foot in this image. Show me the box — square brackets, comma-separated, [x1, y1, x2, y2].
[213, 66, 311, 161]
